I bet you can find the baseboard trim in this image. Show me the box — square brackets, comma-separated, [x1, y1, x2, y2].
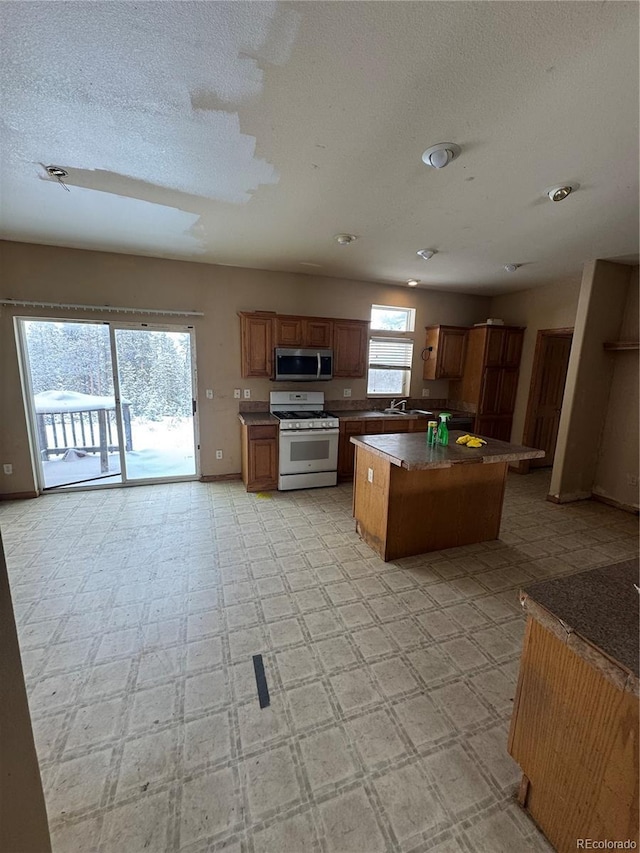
[200, 473, 242, 483]
[0, 491, 40, 501]
[591, 492, 639, 516]
[546, 490, 591, 505]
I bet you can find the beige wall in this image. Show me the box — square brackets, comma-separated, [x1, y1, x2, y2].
[0, 533, 52, 852]
[489, 275, 581, 443]
[551, 260, 634, 501]
[0, 240, 490, 495]
[593, 266, 639, 509]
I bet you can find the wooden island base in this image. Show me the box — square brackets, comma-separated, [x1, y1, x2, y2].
[353, 445, 508, 561]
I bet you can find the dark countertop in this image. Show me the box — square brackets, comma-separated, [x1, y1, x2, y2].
[329, 408, 474, 421]
[350, 430, 544, 470]
[521, 558, 639, 692]
[238, 412, 278, 426]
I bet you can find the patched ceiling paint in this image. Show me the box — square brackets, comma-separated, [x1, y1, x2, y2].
[0, 1, 638, 294]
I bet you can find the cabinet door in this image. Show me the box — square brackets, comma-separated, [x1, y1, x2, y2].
[475, 416, 513, 442]
[275, 317, 303, 347]
[498, 368, 519, 414]
[438, 327, 468, 378]
[479, 367, 502, 414]
[410, 418, 429, 432]
[485, 328, 505, 367]
[503, 329, 524, 367]
[247, 426, 278, 491]
[304, 319, 333, 349]
[333, 321, 368, 377]
[338, 419, 383, 477]
[240, 314, 273, 378]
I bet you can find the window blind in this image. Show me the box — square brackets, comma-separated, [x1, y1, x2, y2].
[368, 337, 414, 369]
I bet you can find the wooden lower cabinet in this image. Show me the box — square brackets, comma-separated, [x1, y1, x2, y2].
[475, 415, 513, 442]
[241, 424, 278, 491]
[509, 617, 639, 852]
[338, 419, 383, 478]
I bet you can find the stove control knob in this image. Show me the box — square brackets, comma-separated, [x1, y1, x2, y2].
[295, 422, 300, 428]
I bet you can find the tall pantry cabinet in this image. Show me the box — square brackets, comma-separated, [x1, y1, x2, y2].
[449, 324, 525, 442]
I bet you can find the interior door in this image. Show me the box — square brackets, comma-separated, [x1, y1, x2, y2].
[113, 325, 198, 481]
[529, 334, 573, 468]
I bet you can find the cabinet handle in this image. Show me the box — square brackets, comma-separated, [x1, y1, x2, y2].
[317, 352, 321, 378]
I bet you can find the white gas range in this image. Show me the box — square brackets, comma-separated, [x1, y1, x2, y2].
[270, 391, 339, 491]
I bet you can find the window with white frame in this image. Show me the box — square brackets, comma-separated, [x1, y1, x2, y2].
[367, 304, 415, 396]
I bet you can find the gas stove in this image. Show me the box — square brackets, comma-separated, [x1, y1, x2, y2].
[270, 393, 339, 431]
[270, 392, 339, 490]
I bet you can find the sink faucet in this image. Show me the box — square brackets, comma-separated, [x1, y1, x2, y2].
[390, 399, 407, 411]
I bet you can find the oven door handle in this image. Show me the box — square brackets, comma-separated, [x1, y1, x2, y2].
[280, 428, 339, 438]
[316, 352, 321, 378]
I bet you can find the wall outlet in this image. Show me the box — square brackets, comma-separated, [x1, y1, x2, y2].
[343, 388, 352, 398]
[206, 389, 214, 399]
[216, 450, 223, 460]
[3, 464, 12, 475]
[233, 389, 241, 399]
[627, 473, 638, 487]
[367, 467, 374, 483]
[243, 389, 251, 399]
[422, 388, 430, 397]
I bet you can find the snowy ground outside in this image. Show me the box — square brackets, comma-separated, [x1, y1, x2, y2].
[41, 417, 196, 488]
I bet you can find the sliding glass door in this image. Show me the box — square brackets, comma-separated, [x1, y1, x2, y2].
[113, 327, 197, 481]
[18, 318, 198, 490]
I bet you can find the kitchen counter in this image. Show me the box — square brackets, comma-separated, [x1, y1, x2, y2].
[519, 558, 639, 691]
[350, 431, 544, 560]
[330, 408, 474, 421]
[350, 430, 544, 471]
[508, 559, 639, 851]
[237, 412, 278, 426]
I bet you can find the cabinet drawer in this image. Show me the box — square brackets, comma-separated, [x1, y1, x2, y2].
[248, 424, 277, 440]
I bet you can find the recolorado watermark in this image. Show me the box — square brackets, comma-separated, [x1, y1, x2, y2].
[576, 841, 637, 850]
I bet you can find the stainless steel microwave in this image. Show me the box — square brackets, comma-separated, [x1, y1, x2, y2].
[274, 348, 333, 381]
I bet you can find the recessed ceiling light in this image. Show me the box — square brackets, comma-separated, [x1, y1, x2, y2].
[407, 279, 419, 287]
[545, 183, 579, 202]
[504, 264, 519, 272]
[334, 234, 357, 245]
[417, 249, 435, 261]
[421, 143, 461, 169]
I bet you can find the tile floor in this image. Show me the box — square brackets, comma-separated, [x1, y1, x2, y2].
[1, 470, 637, 853]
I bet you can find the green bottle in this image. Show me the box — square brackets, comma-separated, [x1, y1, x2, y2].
[437, 412, 451, 446]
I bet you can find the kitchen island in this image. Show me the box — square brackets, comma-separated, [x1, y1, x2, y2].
[350, 430, 544, 560]
[508, 559, 639, 852]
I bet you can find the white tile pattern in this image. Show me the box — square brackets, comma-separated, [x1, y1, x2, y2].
[1, 470, 637, 852]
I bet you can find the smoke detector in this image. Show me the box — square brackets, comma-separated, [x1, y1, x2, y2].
[407, 279, 419, 287]
[545, 183, 579, 202]
[421, 143, 461, 169]
[334, 234, 357, 245]
[417, 249, 435, 261]
[504, 264, 520, 272]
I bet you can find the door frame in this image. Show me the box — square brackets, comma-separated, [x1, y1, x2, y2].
[518, 327, 573, 474]
[15, 316, 200, 492]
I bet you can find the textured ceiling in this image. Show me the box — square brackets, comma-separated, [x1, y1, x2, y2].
[1, 1, 638, 294]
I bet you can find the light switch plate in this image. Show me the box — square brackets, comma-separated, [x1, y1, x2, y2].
[3, 464, 12, 475]
[343, 389, 352, 397]
[367, 467, 374, 483]
[206, 389, 214, 399]
[422, 388, 430, 397]
[233, 389, 241, 399]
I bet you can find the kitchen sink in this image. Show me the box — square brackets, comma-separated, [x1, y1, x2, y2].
[383, 408, 432, 416]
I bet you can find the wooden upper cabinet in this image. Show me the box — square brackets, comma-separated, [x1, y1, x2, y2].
[239, 313, 273, 378]
[423, 325, 469, 380]
[485, 327, 506, 366]
[275, 316, 333, 349]
[304, 319, 333, 349]
[275, 317, 303, 347]
[503, 328, 524, 367]
[333, 320, 369, 378]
